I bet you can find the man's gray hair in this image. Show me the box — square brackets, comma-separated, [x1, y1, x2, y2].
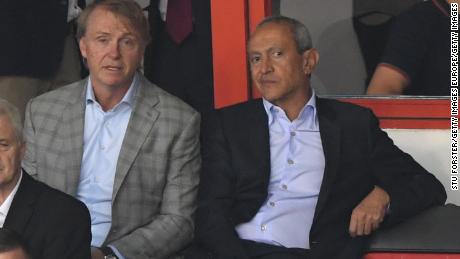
[0, 98, 23, 143]
[256, 16, 313, 53]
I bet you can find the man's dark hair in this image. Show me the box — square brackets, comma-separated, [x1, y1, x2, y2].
[0, 228, 31, 259]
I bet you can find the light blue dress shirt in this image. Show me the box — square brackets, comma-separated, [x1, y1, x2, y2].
[77, 75, 138, 258]
[235, 94, 325, 249]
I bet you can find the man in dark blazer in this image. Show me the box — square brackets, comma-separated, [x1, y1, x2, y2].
[0, 98, 91, 259]
[144, 0, 214, 114]
[193, 16, 447, 259]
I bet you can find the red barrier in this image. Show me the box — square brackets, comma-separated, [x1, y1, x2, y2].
[365, 253, 460, 259]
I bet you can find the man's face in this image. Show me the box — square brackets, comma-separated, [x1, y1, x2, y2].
[248, 23, 318, 107]
[0, 115, 24, 190]
[79, 7, 145, 90]
[0, 248, 29, 259]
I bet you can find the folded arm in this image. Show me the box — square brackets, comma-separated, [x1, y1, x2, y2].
[365, 110, 446, 226]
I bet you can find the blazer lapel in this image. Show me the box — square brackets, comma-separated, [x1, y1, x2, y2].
[313, 98, 342, 224]
[112, 76, 160, 199]
[57, 80, 86, 195]
[248, 101, 271, 184]
[4, 173, 40, 235]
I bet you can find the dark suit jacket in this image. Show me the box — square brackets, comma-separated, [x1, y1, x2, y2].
[144, 0, 214, 114]
[0, 0, 68, 78]
[4, 172, 91, 259]
[194, 98, 447, 259]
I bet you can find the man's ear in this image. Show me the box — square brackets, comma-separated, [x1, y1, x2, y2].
[302, 48, 320, 76]
[79, 38, 88, 59]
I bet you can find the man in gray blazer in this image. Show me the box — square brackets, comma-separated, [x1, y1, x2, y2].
[22, 0, 201, 258]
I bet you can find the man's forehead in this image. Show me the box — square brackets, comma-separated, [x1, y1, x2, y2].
[0, 114, 12, 126]
[0, 116, 14, 138]
[248, 23, 294, 50]
[87, 7, 138, 34]
[254, 21, 292, 35]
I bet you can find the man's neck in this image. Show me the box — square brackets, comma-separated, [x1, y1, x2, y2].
[276, 88, 312, 121]
[91, 81, 132, 111]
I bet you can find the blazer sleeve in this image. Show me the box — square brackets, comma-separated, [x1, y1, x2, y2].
[40, 190, 92, 259]
[194, 111, 250, 259]
[366, 109, 447, 225]
[110, 111, 201, 259]
[22, 99, 38, 177]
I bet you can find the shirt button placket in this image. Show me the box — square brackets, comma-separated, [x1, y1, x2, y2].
[261, 224, 267, 231]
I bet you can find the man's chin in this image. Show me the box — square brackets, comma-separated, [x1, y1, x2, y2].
[100, 78, 131, 89]
[261, 94, 279, 103]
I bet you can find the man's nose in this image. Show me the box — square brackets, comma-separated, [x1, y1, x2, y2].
[108, 41, 121, 58]
[260, 58, 274, 74]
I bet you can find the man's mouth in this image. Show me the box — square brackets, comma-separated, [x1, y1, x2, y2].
[104, 65, 122, 71]
[259, 79, 277, 85]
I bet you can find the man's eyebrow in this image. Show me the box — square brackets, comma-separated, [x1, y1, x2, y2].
[120, 33, 137, 38]
[94, 32, 110, 36]
[93, 31, 138, 39]
[249, 47, 279, 54]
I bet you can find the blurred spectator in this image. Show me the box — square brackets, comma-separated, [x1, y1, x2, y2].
[367, 0, 452, 95]
[353, 0, 421, 86]
[144, 0, 214, 114]
[0, 0, 85, 118]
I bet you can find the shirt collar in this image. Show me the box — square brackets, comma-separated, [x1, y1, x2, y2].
[0, 171, 23, 219]
[262, 90, 318, 126]
[85, 72, 139, 110]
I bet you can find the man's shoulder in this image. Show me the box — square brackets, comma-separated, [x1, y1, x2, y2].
[313, 97, 382, 131]
[29, 80, 85, 110]
[140, 76, 199, 118]
[23, 174, 89, 217]
[403, 0, 443, 20]
[216, 98, 263, 116]
[317, 97, 372, 116]
[390, 0, 445, 36]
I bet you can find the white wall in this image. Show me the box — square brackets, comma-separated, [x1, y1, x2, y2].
[386, 129, 459, 205]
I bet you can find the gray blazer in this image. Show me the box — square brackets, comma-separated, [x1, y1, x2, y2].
[22, 74, 201, 259]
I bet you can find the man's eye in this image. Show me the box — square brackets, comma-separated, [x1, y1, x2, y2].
[273, 51, 282, 57]
[96, 38, 108, 43]
[0, 143, 9, 150]
[251, 56, 261, 63]
[121, 38, 136, 48]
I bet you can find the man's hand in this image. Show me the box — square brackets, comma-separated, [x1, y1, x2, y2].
[91, 248, 104, 259]
[349, 186, 390, 237]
